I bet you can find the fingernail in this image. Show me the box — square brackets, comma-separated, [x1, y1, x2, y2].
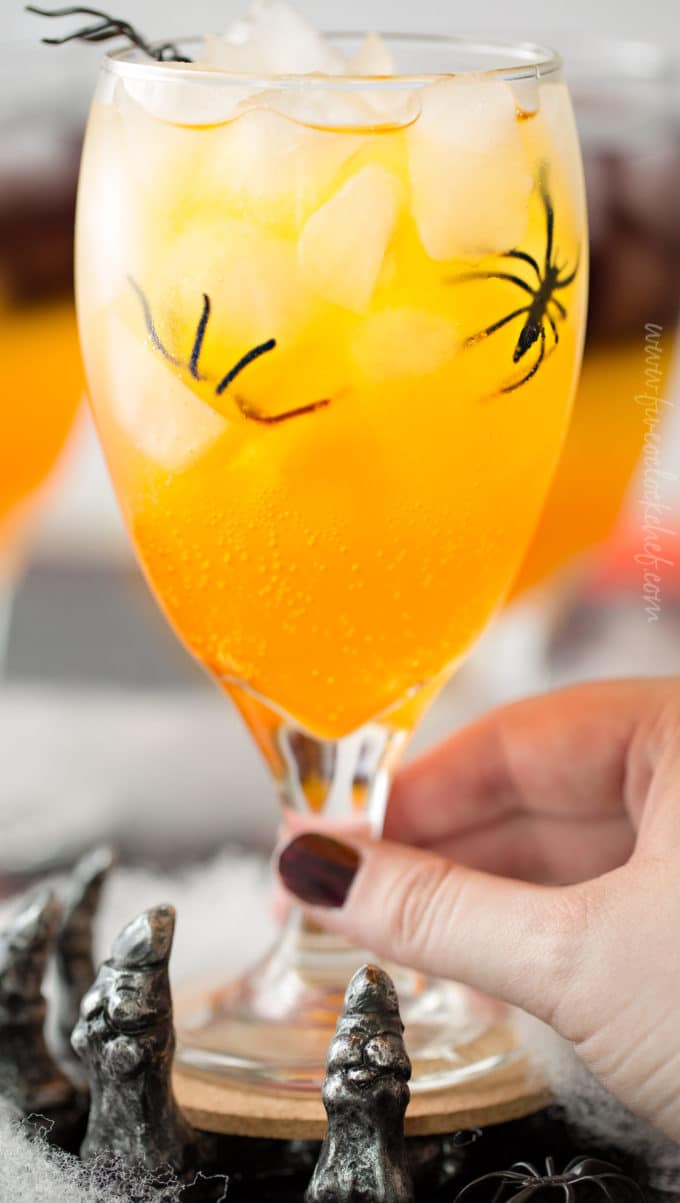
[278, 833, 361, 908]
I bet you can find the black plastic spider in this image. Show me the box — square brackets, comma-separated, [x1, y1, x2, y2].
[453, 1128, 484, 1148]
[456, 1155, 645, 1203]
[129, 277, 330, 426]
[449, 168, 580, 395]
[25, 6, 191, 62]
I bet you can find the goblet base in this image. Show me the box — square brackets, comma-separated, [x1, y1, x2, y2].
[176, 915, 520, 1093]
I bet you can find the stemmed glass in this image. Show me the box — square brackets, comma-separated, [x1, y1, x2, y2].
[76, 32, 587, 1090]
[0, 42, 86, 668]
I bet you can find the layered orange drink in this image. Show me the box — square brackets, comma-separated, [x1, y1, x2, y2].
[77, 52, 587, 739]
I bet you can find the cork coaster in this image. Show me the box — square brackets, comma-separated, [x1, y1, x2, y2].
[173, 1023, 551, 1139]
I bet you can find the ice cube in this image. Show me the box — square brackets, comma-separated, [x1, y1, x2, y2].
[408, 76, 533, 259]
[130, 216, 349, 425]
[239, 82, 419, 133]
[509, 76, 540, 117]
[346, 32, 396, 76]
[106, 314, 227, 472]
[206, 0, 346, 76]
[206, 106, 366, 231]
[159, 217, 314, 356]
[122, 61, 249, 126]
[114, 78, 228, 210]
[202, 32, 271, 74]
[351, 307, 458, 382]
[239, 85, 379, 129]
[530, 81, 585, 225]
[77, 102, 144, 310]
[343, 33, 418, 127]
[299, 165, 401, 312]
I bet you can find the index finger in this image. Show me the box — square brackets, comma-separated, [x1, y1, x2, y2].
[385, 677, 675, 848]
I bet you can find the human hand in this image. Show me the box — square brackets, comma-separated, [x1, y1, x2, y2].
[277, 678, 680, 1140]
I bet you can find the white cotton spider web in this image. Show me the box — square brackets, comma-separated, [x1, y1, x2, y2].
[0, 851, 269, 1203]
[0, 1106, 227, 1203]
[516, 1012, 680, 1197]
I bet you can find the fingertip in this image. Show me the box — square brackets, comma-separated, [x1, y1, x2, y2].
[277, 832, 362, 910]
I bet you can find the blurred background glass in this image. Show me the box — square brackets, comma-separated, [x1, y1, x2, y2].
[470, 33, 680, 705]
[0, 45, 90, 661]
[513, 39, 680, 596]
[2, 0, 680, 891]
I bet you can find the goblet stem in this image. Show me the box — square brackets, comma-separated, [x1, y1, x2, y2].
[276, 721, 410, 829]
[270, 721, 409, 998]
[269, 715, 411, 1026]
[177, 689, 514, 1090]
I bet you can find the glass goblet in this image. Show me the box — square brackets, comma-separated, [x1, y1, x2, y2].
[76, 32, 588, 1090]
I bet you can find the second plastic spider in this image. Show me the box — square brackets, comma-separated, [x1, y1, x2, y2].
[455, 1154, 645, 1203]
[449, 168, 580, 395]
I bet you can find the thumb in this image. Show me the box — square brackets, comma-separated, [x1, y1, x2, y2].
[277, 832, 586, 1027]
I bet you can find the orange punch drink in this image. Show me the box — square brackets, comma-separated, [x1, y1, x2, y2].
[78, 53, 587, 740]
[1, 55, 84, 563]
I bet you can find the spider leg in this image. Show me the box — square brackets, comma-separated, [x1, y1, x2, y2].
[234, 394, 330, 425]
[555, 255, 581, 289]
[510, 1163, 540, 1175]
[25, 6, 126, 45]
[105, 19, 155, 56]
[539, 166, 555, 272]
[88, 22, 140, 44]
[464, 306, 531, 346]
[549, 296, 567, 320]
[502, 249, 542, 282]
[584, 1177, 615, 1202]
[448, 271, 536, 298]
[500, 327, 546, 393]
[547, 311, 560, 348]
[25, 5, 175, 57]
[587, 1172, 645, 1200]
[189, 294, 211, 380]
[128, 276, 182, 368]
[455, 1171, 526, 1199]
[25, 5, 113, 18]
[37, 20, 114, 45]
[562, 1185, 576, 1203]
[85, 27, 129, 43]
[156, 41, 191, 61]
[215, 338, 277, 396]
[502, 1186, 543, 1203]
[564, 1159, 623, 1175]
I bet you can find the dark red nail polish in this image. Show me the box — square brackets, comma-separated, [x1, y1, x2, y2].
[278, 833, 360, 908]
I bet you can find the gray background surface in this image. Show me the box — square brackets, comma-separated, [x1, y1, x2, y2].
[6, 0, 680, 43]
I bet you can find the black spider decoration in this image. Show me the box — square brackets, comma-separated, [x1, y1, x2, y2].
[25, 6, 192, 62]
[129, 277, 330, 426]
[456, 1155, 645, 1203]
[453, 1129, 484, 1148]
[449, 168, 580, 395]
